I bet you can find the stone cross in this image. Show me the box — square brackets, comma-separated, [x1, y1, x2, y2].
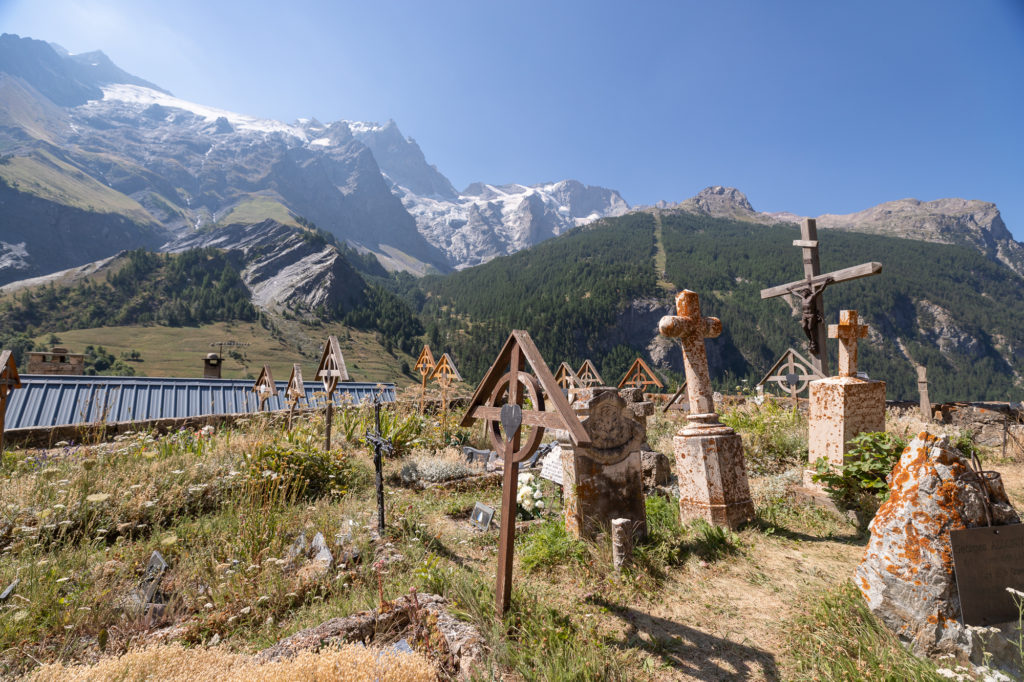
[828, 309, 869, 377]
[658, 290, 722, 416]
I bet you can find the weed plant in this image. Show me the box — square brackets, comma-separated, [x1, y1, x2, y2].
[787, 581, 946, 681]
[721, 400, 808, 475]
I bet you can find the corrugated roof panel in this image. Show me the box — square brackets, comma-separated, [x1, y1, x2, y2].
[2, 376, 396, 430]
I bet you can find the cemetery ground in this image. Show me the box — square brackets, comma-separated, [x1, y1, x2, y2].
[0, 396, 1017, 680]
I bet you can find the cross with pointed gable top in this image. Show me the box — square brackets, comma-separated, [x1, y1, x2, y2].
[829, 309, 869, 377]
[658, 290, 721, 415]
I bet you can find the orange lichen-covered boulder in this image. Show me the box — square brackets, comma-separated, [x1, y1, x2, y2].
[855, 432, 1019, 657]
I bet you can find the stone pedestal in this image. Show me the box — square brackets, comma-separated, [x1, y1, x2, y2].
[675, 414, 755, 529]
[561, 387, 650, 541]
[805, 376, 886, 486]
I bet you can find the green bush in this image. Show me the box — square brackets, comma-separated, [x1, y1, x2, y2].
[722, 401, 808, 475]
[517, 517, 588, 573]
[812, 431, 907, 509]
[246, 442, 350, 499]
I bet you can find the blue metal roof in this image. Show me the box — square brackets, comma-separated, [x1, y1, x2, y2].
[3, 375, 395, 430]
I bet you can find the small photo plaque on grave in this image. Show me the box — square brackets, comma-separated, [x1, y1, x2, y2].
[950, 523, 1024, 626]
[470, 502, 495, 532]
[540, 445, 564, 486]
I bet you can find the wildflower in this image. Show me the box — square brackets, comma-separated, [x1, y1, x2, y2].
[204, 602, 214, 610]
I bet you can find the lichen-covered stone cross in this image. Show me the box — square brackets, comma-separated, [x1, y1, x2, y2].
[828, 309, 869, 377]
[658, 290, 722, 415]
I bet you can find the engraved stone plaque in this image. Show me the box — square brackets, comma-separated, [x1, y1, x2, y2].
[950, 523, 1024, 626]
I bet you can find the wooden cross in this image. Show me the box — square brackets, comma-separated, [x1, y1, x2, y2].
[252, 365, 277, 411]
[828, 309, 869, 377]
[430, 353, 462, 434]
[460, 331, 589, 614]
[285, 363, 305, 429]
[0, 350, 22, 455]
[617, 357, 664, 392]
[554, 362, 583, 402]
[658, 290, 722, 416]
[917, 365, 931, 421]
[576, 359, 604, 387]
[315, 336, 347, 450]
[760, 218, 882, 376]
[414, 345, 436, 414]
[755, 347, 824, 407]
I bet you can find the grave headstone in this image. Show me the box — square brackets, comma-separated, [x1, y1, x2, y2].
[576, 359, 604, 388]
[315, 335, 348, 450]
[617, 357, 664, 392]
[560, 386, 650, 541]
[539, 445, 564, 486]
[414, 345, 436, 415]
[917, 364, 932, 422]
[659, 290, 754, 528]
[806, 309, 886, 486]
[611, 518, 634, 571]
[469, 502, 495, 531]
[285, 364, 305, 429]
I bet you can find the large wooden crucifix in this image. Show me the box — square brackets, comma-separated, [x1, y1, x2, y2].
[461, 331, 589, 614]
[760, 218, 882, 376]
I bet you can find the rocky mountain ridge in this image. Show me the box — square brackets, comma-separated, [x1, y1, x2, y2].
[655, 186, 1024, 278]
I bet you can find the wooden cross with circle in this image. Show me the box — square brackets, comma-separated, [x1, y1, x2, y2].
[828, 309, 869, 377]
[658, 289, 722, 415]
[414, 345, 436, 414]
[252, 364, 277, 411]
[461, 330, 589, 614]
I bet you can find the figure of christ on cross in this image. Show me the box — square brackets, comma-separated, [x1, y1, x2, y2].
[658, 290, 723, 420]
[760, 218, 882, 376]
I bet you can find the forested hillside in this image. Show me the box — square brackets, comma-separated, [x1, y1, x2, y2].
[412, 210, 1024, 402]
[418, 212, 658, 381]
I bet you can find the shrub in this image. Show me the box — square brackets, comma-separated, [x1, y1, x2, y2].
[721, 401, 808, 474]
[812, 431, 907, 510]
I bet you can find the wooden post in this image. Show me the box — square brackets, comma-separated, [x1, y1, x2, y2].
[495, 347, 523, 615]
[325, 400, 333, 451]
[798, 219, 829, 377]
[917, 365, 931, 422]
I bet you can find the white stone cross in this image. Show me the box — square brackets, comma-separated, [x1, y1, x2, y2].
[658, 290, 722, 415]
[828, 309, 869, 377]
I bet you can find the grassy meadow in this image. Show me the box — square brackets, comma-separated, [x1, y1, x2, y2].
[0, 398, 1008, 680]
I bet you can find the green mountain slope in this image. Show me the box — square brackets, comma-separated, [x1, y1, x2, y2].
[414, 210, 1024, 403]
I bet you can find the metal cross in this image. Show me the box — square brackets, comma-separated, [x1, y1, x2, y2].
[364, 393, 393, 535]
[828, 309, 869, 377]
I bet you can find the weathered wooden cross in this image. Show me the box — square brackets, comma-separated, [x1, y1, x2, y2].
[553, 362, 583, 402]
[617, 357, 664, 392]
[0, 351, 23, 455]
[461, 331, 589, 614]
[760, 218, 882, 376]
[414, 345, 436, 415]
[658, 290, 722, 416]
[576, 359, 604, 387]
[315, 335, 348, 450]
[430, 352, 462, 433]
[285, 363, 305, 429]
[828, 309, 869, 377]
[252, 364, 278, 411]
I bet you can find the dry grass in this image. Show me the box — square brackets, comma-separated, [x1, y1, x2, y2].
[24, 642, 437, 681]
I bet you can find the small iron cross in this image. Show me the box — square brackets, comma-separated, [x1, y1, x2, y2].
[828, 309, 869, 377]
[364, 394, 393, 534]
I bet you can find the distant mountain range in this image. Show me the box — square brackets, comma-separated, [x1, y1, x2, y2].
[2, 32, 1022, 286]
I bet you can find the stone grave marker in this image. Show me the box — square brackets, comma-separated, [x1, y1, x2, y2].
[659, 289, 754, 528]
[414, 345, 436, 414]
[460, 330, 589, 614]
[252, 364, 278, 411]
[760, 218, 882, 376]
[560, 386, 652, 541]
[469, 502, 495, 531]
[806, 309, 886, 486]
[462, 445, 493, 466]
[917, 364, 932, 422]
[0, 350, 23, 455]
[540, 445, 564, 486]
[315, 335, 348, 450]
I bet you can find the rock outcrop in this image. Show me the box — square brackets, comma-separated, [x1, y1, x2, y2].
[856, 432, 1019, 658]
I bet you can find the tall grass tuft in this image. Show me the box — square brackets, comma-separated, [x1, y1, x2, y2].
[722, 400, 808, 475]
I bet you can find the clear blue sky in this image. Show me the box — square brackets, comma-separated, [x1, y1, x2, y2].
[4, 0, 1024, 235]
